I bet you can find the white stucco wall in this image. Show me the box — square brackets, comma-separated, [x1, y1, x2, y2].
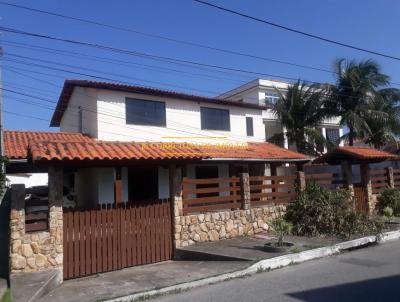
[59, 87, 98, 137]
[7, 173, 48, 188]
[96, 90, 265, 143]
[97, 168, 115, 204]
[60, 88, 265, 143]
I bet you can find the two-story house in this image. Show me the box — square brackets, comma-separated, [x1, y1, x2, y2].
[6, 78, 344, 207]
[51, 80, 310, 205]
[5, 79, 313, 278]
[6, 80, 309, 206]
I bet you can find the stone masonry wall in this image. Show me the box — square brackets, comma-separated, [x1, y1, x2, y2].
[174, 205, 286, 248]
[10, 183, 63, 273]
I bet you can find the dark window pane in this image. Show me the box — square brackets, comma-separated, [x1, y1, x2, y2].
[200, 107, 230, 131]
[246, 117, 254, 136]
[125, 98, 166, 126]
[326, 128, 340, 144]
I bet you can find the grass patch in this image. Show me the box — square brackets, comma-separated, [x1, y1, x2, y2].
[1, 289, 12, 302]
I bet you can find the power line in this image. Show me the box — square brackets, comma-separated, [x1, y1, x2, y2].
[0, 26, 320, 83]
[3, 26, 399, 90]
[3, 55, 219, 95]
[1, 40, 250, 84]
[0, 0, 333, 74]
[193, 0, 400, 62]
[2, 52, 393, 104]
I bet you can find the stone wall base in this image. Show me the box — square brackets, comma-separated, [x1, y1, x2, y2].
[174, 205, 286, 248]
[10, 230, 63, 273]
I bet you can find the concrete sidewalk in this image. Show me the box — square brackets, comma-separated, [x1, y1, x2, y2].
[178, 233, 340, 261]
[38, 261, 249, 302]
[38, 229, 400, 302]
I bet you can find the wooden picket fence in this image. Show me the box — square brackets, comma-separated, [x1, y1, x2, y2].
[63, 199, 172, 279]
[25, 199, 48, 233]
[305, 173, 344, 189]
[370, 169, 389, 194]
[249, 175, 298, 206]
[182, 177, 241, 214]
[394, 169, 400, 189]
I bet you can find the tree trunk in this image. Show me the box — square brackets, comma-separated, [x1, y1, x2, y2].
[348, 127, 354, 146]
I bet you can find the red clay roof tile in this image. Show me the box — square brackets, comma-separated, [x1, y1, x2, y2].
[4, 130, 92, 159]
[28, 141, 309, 162]
[314, 146, 398, 164]
[4, 130, 309, 162]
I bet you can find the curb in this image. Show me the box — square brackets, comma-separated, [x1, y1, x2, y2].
[104, 230, 400, 302]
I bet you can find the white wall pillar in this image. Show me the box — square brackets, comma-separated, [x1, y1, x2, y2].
[339, 128, 344, 146]
[283, 126, 289, 150]
[321, 127, 327, 153]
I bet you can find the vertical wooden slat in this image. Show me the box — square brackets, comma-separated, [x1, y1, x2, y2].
[85, 210, 91, 275]
[107, 205, 113, 272]
[159, 202, 165, 261]
[140, 205, 146, 265]
[63, 212, 67, 279]
[146, 204, 151, 264]
[166, 199, 172, 259]
[136, 205, 141, 265]
[132, 205, 138, 266]
[112, 205, 118, 270]
[90, 210, 96, 275]
[163, 201, 169, 260]
[116, 205, 121, 269]
[154, 203, 160, 262]
[126, 204, 132, 267]
[101, 205, 107, 272]
[73, 211, 80, 278]
[121, 204, 127, 268]
[79, 211, 85, 276]
[96, 208, 102, 273]
[150, 204, 156, 263]
[67, 212, 73, 279]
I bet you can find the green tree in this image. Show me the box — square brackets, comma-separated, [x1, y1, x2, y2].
[324, 59, 394, 146]
[268, 80, 330, 155]
[359, 88, 400, 148]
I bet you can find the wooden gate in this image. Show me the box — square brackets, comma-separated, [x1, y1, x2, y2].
[353, 185, 368, 214]
[63, 199, 172, 279]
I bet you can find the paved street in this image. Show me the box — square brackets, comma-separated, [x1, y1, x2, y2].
[151, 240, 400, 302]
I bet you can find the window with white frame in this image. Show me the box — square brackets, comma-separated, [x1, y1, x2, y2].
[265, 91, 280, 105]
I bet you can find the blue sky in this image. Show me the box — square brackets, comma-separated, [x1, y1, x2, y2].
[1, 0, 400, 131]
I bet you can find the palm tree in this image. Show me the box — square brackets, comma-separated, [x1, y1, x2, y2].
[358, 88, 400, 148]
[268, 80, 330, 155]
[324, 59, 391, 146]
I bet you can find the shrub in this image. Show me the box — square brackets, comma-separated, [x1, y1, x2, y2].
[383, 206, 394, 223]
[285, 183, 382, 238]
[378, 189, 400, 216]
[270, 218, 292, 246]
